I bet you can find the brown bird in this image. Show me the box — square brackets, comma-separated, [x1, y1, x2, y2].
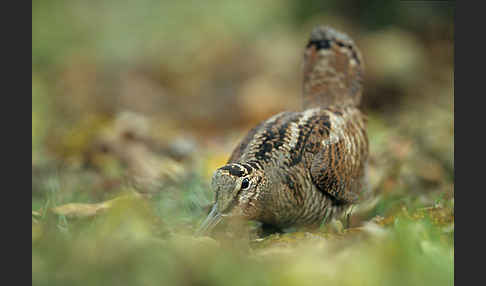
[197, 26, 369, 235]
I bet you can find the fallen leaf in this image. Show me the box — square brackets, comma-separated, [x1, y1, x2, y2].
[50, 193, 142, 219]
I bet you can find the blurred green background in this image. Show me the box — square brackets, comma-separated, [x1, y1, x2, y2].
[32, 1, 454, 285]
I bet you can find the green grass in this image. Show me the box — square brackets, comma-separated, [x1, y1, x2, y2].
[32, 2, 453, 285]
[32, 165, 454, 286]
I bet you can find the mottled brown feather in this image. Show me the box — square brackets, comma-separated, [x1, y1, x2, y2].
[201, 26, 369, 233]
[309, 108, 368, 204]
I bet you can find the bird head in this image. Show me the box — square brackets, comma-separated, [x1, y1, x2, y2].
[196, 162, 268, 235]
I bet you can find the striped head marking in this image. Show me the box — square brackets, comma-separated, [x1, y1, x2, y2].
[212, 163, 262, 214]
[196, 162, 266, 235]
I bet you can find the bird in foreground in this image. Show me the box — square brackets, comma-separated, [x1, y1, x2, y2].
[197, 26, 369, 235]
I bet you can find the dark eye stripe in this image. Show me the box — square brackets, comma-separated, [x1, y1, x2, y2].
[219, 164, 245, 177]
[247, 161, 262, 170]
[241, 163, 253, 174]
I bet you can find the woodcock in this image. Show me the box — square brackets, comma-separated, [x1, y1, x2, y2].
[198, 26, 369, 235]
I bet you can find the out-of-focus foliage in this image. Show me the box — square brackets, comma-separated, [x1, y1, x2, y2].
[32, 1, 454, 285]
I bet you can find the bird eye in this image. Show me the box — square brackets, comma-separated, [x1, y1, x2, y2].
[241, 178, 250, 190]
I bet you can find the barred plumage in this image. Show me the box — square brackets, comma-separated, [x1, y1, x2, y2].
[198, 26, 369, 235]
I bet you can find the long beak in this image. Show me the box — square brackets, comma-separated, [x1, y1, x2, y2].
[196, 204, 223, 236]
